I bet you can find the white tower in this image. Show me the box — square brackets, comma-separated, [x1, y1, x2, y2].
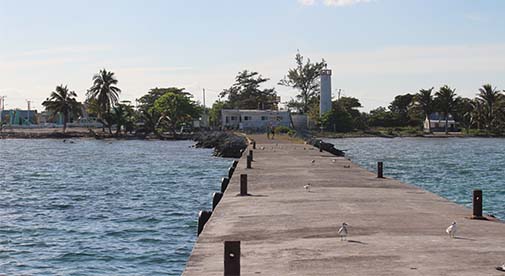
[320, 69, 332, 117]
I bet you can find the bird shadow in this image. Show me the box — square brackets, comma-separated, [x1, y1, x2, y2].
[453, 236, 476, 241]
[347, 240, 367, 245]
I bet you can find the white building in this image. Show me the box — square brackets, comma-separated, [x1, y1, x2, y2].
[424, 112, 458, 132]
[221, 109, 291, 130]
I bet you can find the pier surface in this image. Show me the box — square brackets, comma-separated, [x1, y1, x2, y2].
[183, 136, 505, 275]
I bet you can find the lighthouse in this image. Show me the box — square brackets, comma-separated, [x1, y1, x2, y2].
[320, 69, 332, 117]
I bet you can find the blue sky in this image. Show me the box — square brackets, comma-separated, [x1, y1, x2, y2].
[1, 0, 505, 111]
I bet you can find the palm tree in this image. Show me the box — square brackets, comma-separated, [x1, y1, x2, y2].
[42, 85, 80, 133]
[111, 102, 135, 136]
[414, 87, 434, 133]
[477, 84, 503, 129]
[86, 69, 121, 133]
[435, 85, 458, 134]
[471, 99, 485, 130]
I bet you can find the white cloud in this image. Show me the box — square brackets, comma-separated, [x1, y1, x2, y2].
[298, 0, 315, 6]
[323, 0, 372, 6]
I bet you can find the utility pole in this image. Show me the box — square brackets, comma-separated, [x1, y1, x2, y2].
[202, 88, 206, 109]
[0, 96, 5, 124]
[0, 96, 5, 111]
[26, 99, 32, 125]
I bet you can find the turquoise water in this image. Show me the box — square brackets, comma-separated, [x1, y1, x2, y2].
[326, 137, 505, 220]
[0, 139, 231, 276]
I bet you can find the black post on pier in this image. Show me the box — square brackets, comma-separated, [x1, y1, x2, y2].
[377, 162, 384, 178]
[473, 189, 483, 219]
[224, 241, 240, 276]
[246, 155, 252, 169]
[252, 141, 256, 150]
[249, 150, 253, 161]
[240, 174, 248, 196]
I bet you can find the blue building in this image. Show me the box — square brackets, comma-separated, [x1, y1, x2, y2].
[0, 110, 37, 125]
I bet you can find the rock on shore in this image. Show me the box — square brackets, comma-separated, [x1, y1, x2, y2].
[307, 138, 345, 157]
[193, 131, 247, 158]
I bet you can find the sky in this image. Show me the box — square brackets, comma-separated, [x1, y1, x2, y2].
[1, 0, 505, 112]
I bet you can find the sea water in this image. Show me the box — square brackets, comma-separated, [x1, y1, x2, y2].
[326, 137, 505, 220]
[0, 139, 231, 275]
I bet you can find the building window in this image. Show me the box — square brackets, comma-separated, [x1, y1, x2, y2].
[231, 116, 237, 121]
[243, 116, 251, 121]
[225, 116, 229, 123]
[261, 116, 268, 121]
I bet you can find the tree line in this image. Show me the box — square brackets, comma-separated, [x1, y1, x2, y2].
[41, 69, 201, 136]
[210, 52, 505, 135]
[41, 53, 505, 136]
[321, 84, 505, 135]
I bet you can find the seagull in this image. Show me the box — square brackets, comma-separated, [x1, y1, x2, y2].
[338, 222, 348, 241]
[311, 159, 316, 164]
[332, 159, 337, 163]
[446, 221, 457, 238]
[304, 183, 311, 192]
[496, 263, 505, 272]
[260, 146, 265, 150]
[344, 165, 351, 168]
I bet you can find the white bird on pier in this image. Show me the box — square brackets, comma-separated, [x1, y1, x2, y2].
[496, 263, 505, 271]
[338, 222, 348, 241]
[304, 183, 311, 192]
[332, 159, 337, 163]
[311, 159, 316, 164]
[446, 221, 457, 238]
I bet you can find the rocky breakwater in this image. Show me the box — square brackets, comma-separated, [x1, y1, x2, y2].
[307, 138, 345, 157]
[193, 131, 247, 158]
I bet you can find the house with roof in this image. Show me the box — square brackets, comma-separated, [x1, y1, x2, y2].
[221, 109, 291, 131]
[424, 112, 459, 132]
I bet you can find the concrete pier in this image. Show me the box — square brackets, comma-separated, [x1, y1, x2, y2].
[183, 136, 505, 275]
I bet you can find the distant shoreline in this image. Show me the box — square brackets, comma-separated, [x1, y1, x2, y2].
[314, 131, 505, 139]
[0, 127, 192, 140]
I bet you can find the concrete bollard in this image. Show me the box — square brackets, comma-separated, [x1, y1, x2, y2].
[246, 155, 252, 169]
[197, 210, 212, 236]
[240, 174, 248, 196]
[228, 167, 235, 179]
[252, 141, 256, 149]
[249, 150, 253, 161]
[473, 189, 483, 218]
[212, 192, 223, 211]
[224, 241, 240, 276]
[377, 162, 384, 178]
[221, 177, 230, 193]
[232, 160, 239, 169]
